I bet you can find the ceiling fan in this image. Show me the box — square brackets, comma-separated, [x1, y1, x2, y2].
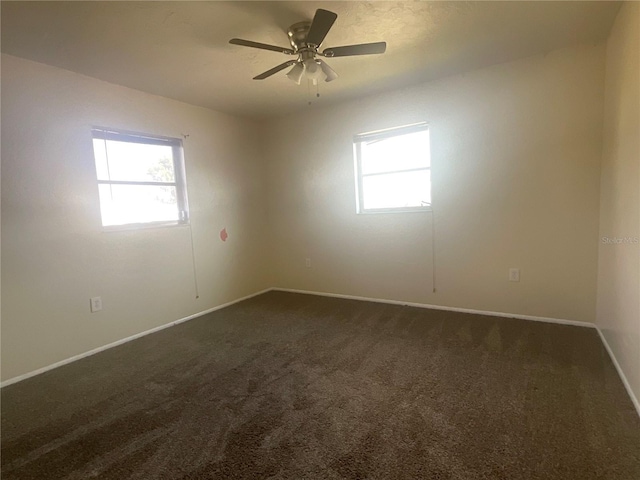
[229, 9, 386, 84]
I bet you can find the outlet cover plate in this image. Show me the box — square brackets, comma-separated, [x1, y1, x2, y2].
[509, 268, 520, 282]
[90, 296, 102, 312]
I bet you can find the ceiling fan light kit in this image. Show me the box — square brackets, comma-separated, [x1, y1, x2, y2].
[286, 62, 305, 85]
[229, 8, 386, 85]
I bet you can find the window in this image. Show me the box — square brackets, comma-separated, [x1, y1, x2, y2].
[91, 128, 189, 228]
[354, 123, 431, 213]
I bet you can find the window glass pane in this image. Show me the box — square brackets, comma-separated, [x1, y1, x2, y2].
[362, 170, 431, 210]
[93, 138, 110, 180]
[93, 139, 175, 183]
[98, 184, 179, 226]
[361, 129, 430, 175]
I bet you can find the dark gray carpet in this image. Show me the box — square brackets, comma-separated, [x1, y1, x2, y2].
[2, 291, 639, 479]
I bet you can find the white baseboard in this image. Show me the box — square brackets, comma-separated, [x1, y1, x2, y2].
[273, 287, 595, 329]
[596, 328, 640, 418]
[0, 288, 273, 388]
[4, 286, 637, 420]
[275, 287, 639, 418]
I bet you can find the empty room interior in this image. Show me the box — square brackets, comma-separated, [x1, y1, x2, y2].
[1, 1, 639, 479]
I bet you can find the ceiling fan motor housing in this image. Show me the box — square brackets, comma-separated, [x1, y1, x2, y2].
[287, 22, 314, 51]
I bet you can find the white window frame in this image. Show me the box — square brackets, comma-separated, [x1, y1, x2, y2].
[354, 122, 431, 214]
[91, 127, 190, 230]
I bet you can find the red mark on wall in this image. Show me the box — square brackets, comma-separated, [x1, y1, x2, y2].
[220, 228, 228, 242]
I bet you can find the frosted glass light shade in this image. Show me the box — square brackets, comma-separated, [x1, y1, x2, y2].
[286, 63, 304, 85]
[319, 60, 338, 82]
[304, 59, 324, 83]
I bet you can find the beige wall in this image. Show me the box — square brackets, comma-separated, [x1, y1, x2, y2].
[1, 38, 625, 384]
[597, 3, 640, 402]
[266, 44, 605, 323]
[1, 54, 271, 381]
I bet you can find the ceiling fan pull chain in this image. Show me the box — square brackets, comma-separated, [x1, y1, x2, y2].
[308, 79, 312, 106]
[316, 82, 320, 98]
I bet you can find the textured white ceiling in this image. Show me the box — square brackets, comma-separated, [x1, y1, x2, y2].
[1, 1, 621, 120]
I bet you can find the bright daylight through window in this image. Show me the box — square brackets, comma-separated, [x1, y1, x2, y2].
[91, 128, 189, 228]
[354, 123, 431, 213]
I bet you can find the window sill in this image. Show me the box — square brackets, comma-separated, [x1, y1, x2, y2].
[101, 221, 190, 233]
[357, 206, 432, 215]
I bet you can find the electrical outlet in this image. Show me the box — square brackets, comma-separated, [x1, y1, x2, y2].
[509, 268, 520, 282]
[90, 296, 102, 313]
[305, 258, 312, 268]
